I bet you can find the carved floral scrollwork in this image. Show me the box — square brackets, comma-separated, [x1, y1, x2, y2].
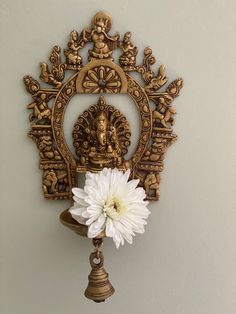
[137, 47, 168, 94]
[40, 45, 67, 88]
[23, 75, 40, 94]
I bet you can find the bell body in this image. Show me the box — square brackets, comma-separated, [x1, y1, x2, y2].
[85, 251, 115, 302]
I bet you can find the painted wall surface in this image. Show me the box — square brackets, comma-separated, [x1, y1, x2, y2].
[1, 1, 236, 313]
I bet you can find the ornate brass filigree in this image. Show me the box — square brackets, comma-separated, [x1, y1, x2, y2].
[23, 11, 183, 302]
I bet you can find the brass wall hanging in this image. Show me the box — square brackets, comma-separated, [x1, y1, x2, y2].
[24, 11, 183, 302]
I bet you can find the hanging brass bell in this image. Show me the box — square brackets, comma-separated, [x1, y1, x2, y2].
[85, 251, 115, 302]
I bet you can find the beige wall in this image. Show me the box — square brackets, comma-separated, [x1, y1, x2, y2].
[1, 0, 236, 313]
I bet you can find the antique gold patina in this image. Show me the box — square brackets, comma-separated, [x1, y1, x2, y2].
[24, 11, 183, 302]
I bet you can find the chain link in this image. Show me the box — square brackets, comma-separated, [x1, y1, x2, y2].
[92, 238, 103, 258]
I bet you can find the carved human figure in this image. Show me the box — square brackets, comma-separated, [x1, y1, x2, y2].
[144, 173, 161, 199]
[27, 93, 51, 124]
[142, 142, 161, 162]
[153, 96, 176, 128]
[43, 170, 58, 194]
[79, 12, 119, 60]
[64, 30, 82, 70]
[38, 135, 61, 160]
[142, 138, 168, 163]
[119, 32, 137, 71]
[56, 170, 69, 193]
[43, 170, 68, 194]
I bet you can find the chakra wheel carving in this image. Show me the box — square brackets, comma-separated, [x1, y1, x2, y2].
[82, 65, 122, 93]
[76, 59, 128, 94]
[23, 10, 184, 303]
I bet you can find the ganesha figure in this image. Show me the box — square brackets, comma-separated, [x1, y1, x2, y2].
[86, 110, 122, 168]
[72, 96, 131, 172]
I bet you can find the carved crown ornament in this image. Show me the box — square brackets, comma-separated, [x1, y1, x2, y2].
[24, 11, 183, 302]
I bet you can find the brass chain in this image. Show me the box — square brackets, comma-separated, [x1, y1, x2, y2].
[92, 238, 103, 259]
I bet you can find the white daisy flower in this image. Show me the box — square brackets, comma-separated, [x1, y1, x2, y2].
[69, 168, 150, 248]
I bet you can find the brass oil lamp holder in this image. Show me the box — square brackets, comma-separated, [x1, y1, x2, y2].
[23, 11, 183, 302]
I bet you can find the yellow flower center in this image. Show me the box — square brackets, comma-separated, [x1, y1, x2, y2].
[103, 196, 126, 220]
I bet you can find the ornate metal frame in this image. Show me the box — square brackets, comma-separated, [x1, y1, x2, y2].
[23, 11, 183, 302]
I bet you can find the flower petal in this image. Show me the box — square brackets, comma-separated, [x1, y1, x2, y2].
[87, 220, 104, 238]
[105, 217, 115, 238]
